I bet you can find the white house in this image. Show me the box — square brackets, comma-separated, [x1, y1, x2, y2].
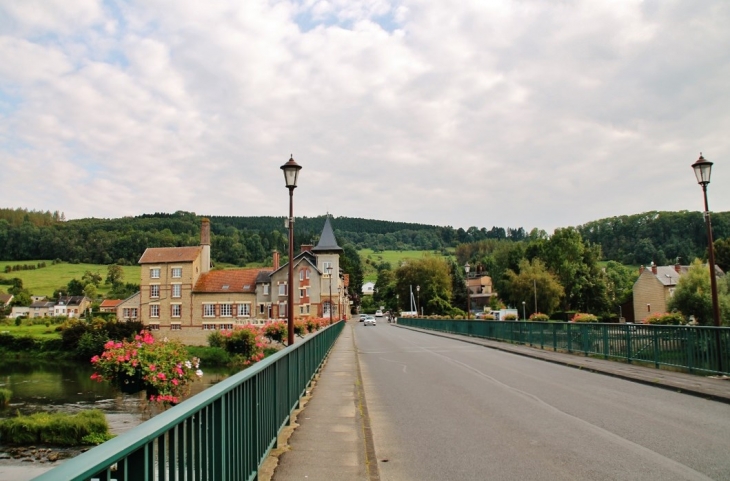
[362, 282, 375, 296]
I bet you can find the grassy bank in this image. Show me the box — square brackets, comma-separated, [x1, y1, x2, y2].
[0, 410, 113, 446]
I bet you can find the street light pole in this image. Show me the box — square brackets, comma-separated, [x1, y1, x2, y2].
[464, 262, 470, 319]
[692, 153, 723, 372]
[281, 155, 302, 346]
[326, 266, 334, 325]
[416, 285, 420, 317]
[522, 301, 526, 321]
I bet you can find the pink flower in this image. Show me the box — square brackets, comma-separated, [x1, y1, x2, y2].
[157, 372, 166, 380]
[91, 355, 100, 363]
[172, 379, 179, 385]
[149, 364, 156, 371]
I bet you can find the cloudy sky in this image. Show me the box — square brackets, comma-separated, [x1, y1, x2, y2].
[1, 0, 729, 233]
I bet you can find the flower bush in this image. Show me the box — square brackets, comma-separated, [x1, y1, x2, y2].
[503, 314, 518, 321]
[643, 312, 686, 325]
[571, 313, 599, 323]
[221, 325, 265, 366]
[90, 331, 202, 404]
[529, 313, 550, 322]
[264, 321, 287, 344]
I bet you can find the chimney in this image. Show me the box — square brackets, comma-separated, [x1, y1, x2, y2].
[301, 244, 313, 253]
[273, 251, 280, 270]
[201, 218, 211, 274]
[651, 262, 657, 275]
[639, 265, 645, 274]
[674, 262, 681, 273]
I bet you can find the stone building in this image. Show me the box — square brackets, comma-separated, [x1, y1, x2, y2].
[137, 217, 347, 344]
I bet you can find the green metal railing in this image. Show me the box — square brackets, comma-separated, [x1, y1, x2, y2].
[33, 320, 344, 481]
[397, 318, 730, 375]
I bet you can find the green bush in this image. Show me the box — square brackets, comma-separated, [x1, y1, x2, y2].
[187, 346, 230, 366]
[571, 313, 599, 323]
[529, 313, 550, 322]
[504, 314, 518, 320]
[644, 312, 685, 325]
[207, 331, 226, 348]
[0, 388, 12, 407]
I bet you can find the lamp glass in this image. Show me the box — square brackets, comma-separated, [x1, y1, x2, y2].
[281, 157, 302, 188]
[692, 155, 712, 185]
[464, 262, 470, 274]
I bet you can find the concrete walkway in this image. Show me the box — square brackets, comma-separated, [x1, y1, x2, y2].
[266, 321, 730, 481]
[267, 320, 377, 481]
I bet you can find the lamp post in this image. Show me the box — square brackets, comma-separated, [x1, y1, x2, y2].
[396, 294, 399, 313]
[692, 153, 723, 371]
[464, 262, 471, 319]
[522, 301, 526, 321]
[281, 155, 302, 346]
[326, 266, 334, 325]
[416, 285, 420, 317]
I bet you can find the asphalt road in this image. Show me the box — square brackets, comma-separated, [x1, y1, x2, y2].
[355, 322, 730, 481]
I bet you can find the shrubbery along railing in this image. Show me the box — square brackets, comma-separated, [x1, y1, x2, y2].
[397, 318, 729, 376]
[33, 320, 344, 481]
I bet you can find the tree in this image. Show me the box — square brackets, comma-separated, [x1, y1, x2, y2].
[604, 261, 638, 315]
[395, 256, 452, 315]
[106, 264, 124, 285]
[668, 258, 730, 326]
[505, 258, 564, 316]
[66, 278, 85, 296]
[714, 237, 730, 272]
[82, 270, 103, 287]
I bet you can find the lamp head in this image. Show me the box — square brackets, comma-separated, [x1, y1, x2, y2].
[281, 155, 302, 189]
[692, 153, 712, 186]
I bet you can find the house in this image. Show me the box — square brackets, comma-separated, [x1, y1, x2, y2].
[29, 300, 54, 318]
[99, 299, 123, 313]
[632, 262, 724, 323]
[466, 275, 495, 312]
[0, 293, 14, 307]
[362, 282, 375, 296]
[137, 217, 348, 344]
[9, 306, 29, 319]
[54, 296, 91, 318]
[117, 292, 141, 322]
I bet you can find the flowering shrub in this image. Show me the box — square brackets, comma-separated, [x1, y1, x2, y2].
[264, 321, 287, 344]
[481, 314, 495, 320]
[294, 320, 308, 337]
[222, 325, 266, 366]
[529, 313, 550, 322]
[90, 331, 202, 404]
[643, 312, 686, 325]
[571, 313, 599, 323]
[503, 314, 518, 321]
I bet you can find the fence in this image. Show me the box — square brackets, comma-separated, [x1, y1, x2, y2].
[397, 318, 730, 376]
[33, 320, 345, 481]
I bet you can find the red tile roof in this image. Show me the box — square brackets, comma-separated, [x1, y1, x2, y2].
[194, 269, 272, 293]
[139, 246, 202, 264]
[100, 299, 123, 308]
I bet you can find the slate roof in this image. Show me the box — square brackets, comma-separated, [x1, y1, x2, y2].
[311, 216, 343, 253]
[194, 269, 269, 293]
[30, 301, 54, 309]
[58, 296, 88, 306]
[139, 246, 202, 264]
[647, 264, 724, 286]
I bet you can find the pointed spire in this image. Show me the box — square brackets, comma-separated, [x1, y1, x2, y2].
[312, 215, 343, 253]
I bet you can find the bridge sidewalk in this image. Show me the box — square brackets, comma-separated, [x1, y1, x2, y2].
[266, 321, 373, 481]
[396, 324, 730, 404]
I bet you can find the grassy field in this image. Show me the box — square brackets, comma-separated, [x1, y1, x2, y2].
[0, 261, 140, 298]
[359, 249, 453, 282]
[0, 322, 62, 339]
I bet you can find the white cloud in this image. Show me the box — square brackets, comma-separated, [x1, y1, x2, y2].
[0, 0, 729, 233]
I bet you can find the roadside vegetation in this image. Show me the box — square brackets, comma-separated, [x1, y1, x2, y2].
[0, 410, 113, 446]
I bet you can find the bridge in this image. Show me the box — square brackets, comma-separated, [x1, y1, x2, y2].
[34, 319, 730, 480]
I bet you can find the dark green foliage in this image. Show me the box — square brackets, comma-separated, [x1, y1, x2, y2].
[60, 318, 144, 359]
[186, 346, 230, 366]
[207, 331, 225, 348]
[0, 388, 11, 407]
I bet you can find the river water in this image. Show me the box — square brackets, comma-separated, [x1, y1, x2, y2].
[0, 358, 241, 478]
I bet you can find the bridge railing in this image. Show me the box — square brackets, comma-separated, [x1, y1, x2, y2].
[33, 320, 345, 481]
[397, 318, 729, 375]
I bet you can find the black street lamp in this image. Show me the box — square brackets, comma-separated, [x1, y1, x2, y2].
[692, 153, 723, 371]
[281, 155, 302, 346]
[464, 262, 470, 319]
[326, 266, 334, 325]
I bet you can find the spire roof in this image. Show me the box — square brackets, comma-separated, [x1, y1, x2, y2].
[312, 215, 343, 253]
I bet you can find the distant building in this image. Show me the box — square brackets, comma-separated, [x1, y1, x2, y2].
[99, 299, 124, 313]
[29, 300, 54, 318]
[116, 292, 140, 322]
[467, 275, 495, 312]
[137, 217, 348, 344]
[54, 296, 91, 318]
[362, 282, 375, 296]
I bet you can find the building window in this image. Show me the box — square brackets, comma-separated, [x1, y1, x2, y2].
[150, 285, 160, 298]
[259, 304, 266, 315]
[171, 267, 182, 278]
[323, 301, 332, 316]
[204, 304, 216, 317]
[150, 268, 160, 279]
[278, 283, 287, 296]
[171, 304, 181, 317]
[278, 302, 287, 318]
[220, 304, 233, 317]
[306, 269, 310, 279]
[170, 324, 181, 330]
[123, 308, 138, 319]
[306, 287, 310, 297]
[263, 284, 269, 295]
[149, 323, 160, 331]
[150, 305, 160, 318]
[299, 270, 304, 281]
[322, 262, 332, 272]
[300, 288, 306, 299]
[203, 324, 216, 330]
[221, 324, 233, 330]
[172, 284, 182, 298]
[300, 305, 304, 314]
[238, 304, 250, 317]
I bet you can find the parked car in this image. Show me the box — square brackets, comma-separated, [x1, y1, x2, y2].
[364, 316, 376, 326]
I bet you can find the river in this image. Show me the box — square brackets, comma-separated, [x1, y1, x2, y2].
[0, 357, 241, 479]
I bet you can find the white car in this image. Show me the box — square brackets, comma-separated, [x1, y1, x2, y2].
[363, 316, 376, 326]
[375, 310, 383, 317]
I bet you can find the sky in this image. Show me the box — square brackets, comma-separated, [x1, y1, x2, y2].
[1, 0, 729, 234]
